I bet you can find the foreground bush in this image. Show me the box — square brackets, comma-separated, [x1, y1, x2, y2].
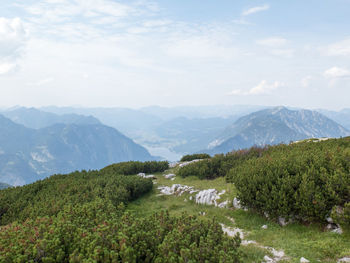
[227, 138, 350, 223]
[101, 161, 169, 175]
[180, 153, 211, 162]
[0, 200, 241, 262]
[0, 169, 153, 226]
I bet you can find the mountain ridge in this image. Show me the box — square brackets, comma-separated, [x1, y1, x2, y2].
[0, 114, 155, 186]
[206, 107, 349, 154]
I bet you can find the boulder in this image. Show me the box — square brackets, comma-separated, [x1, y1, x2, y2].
[164, 173, 176, 179]
[195, 189, 219, 206]
[332, 226, 343, 235]
[218, 200, 229, 208]
[233, 197, 242, 209]
[263, 255, 274, 263]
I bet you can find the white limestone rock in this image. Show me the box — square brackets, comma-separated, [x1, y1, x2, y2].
[233, 197, 242, 209]
[218, 200, 229, 208]
[332, 226, 343, 234]
[278, 217, 293, 226]
[157, 184, 195, 196]
[220, 224, 244, 239]
[195, 189, 220, 206]
[179, 159, 202, 167]
[338, 257, 350, 263]
[164, 173, 176, 179]
[263, 255, 274, 263]
[137, 173, 155, 179]
[261, 225, 268, 229]
[326, 216, 334, 224]
[300, 257, 310, 263]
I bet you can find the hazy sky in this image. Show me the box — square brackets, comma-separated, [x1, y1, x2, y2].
[0, 0, 350, 110]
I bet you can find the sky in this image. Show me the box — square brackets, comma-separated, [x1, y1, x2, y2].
[0, 0, 350, 110]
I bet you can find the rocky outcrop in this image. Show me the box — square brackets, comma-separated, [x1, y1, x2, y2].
[195, 189, 227, 207]
[157, 184, 198, 196]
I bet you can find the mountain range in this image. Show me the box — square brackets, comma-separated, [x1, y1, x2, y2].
[0, 113, 154, 186]
[206, 107, 349, 155]
[0, 182, 11, 190]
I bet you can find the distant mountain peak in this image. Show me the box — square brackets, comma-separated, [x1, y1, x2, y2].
[206, 107, 349, 154]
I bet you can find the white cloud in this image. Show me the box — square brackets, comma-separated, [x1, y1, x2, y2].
[257, 37, 287, 48]
[301, 76, 312, 88]
[165, 33, 237, 60]
[0, 17, 27, 74]
[326, 39, 350, 56]
[28, 77, 54, 86]
[0, 63, 17, 75]
[324, 67, 350, 78]
[242, 4, 270, 16]
[250, 80, 283, 94]
[228, 80, 284, 96]
[143, 19, 172, 27]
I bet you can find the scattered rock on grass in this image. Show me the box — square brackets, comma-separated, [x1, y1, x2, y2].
[262, 225, 268, 229]
[164, 173, 176, 179]
[338, 257, 350, 263]
[300, 257, 310, 263]
[233, 197, 242, 209]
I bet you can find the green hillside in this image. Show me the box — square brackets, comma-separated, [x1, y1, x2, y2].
[0, 161, 241, 262]
[1, 138, 350, 262]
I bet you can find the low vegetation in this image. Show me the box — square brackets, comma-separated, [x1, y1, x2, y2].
[178, 147, 267, 179]
[0, 161, 242, 262]
[180, 153, 211, 162]
[228, 138, 350, 224]
[101, 160, 169, 175]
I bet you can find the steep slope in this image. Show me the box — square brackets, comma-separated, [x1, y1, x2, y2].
[317, 108, 350, 130]
[1, 107, 100, 129]
[0, 115, 154, 186]
[207, 107, 350, 154]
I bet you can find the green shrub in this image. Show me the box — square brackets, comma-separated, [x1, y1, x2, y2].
[178, 147, 267, 179]
[0, 169, 153, 226]
[0, 202, 241, 262]
[180, 153, 211, 162]
[227, 138, 350, 223]
[101, 161, 169, 175]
